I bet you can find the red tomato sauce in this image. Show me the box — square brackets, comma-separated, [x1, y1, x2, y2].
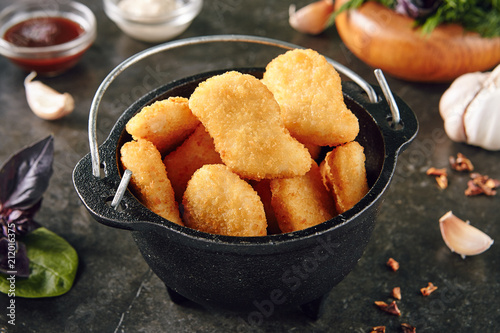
[4, 17, 84, 47]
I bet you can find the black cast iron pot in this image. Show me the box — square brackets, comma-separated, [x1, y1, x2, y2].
[72, 36, 418, 319]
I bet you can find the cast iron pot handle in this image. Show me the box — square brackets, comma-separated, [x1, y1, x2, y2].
[81, 34, 405, 229]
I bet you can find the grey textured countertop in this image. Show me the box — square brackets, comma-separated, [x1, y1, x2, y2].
[0, 1, 499, 332]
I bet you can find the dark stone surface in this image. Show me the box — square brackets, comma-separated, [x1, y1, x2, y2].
[0, 1, 499, 332]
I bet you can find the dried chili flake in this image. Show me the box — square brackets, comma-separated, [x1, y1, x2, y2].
[374, 300, 401, 316]
[449, 153, 474, 172]
[465, 173, 499, 196]
[386, 257, 399, 271]
[401, 323, 416, 333]
[370, 326, 386, 333]
[426, 167, 448, 189]
[485, 177, 500, 189]
[391, 286, 401, 300]
[465, 179, 484, 196]
[426, 167, 447, 177]
[435, 174, 448, 189]
[420, 282, 438, 296]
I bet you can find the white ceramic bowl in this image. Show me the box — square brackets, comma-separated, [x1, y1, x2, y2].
[103, 0, 203, 43]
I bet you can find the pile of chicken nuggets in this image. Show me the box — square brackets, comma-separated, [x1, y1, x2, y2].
[120, 49, 369, 237]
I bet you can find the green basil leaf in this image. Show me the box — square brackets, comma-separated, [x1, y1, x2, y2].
[0, 227, 78, 298]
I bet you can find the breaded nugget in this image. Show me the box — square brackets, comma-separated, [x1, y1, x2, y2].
[188, 71, 312, 180]
[120, 138, 183, 225]
[182, 164, 267, 236]
[302, 141, 322, 160]
[250, 179, 281, 235]
[320, 141, 369, 214]
[270, 161, 336, 233]
[163, 124, 222, 202]
[262, 49, 359, 146]
[125, 97, 200, 155]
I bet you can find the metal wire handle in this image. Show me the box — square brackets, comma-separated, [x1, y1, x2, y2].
[374, 69, 401, 125]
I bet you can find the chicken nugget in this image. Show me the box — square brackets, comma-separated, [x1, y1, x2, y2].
[188, 71, 312, 180]
[250, 179, 281, 235]
[120, 139, 183, 225]
[262, 49, 359, 146]
[270, 161, 336, 233]
[320, 141, 369, 214]
[163, 124, 222, 202]
[302, 141, 322, 160]
[125, 97, 200, 155]
[183, 164, 267, 236]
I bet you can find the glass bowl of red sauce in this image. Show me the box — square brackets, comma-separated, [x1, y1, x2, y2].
[0, 1, 96, 76]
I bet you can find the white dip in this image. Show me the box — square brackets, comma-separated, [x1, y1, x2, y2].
[118, 0, 179, 19]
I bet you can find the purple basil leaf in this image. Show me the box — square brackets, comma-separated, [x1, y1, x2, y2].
[1, 203, 42, 238]
[0, 135, 54, 210]
[0, 238, 30, 278]
[0, 238, 11, 274]
[395, 0, 441, 19]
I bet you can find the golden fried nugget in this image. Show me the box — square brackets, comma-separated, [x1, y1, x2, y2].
[120, 139, 183, 225]
[163, 124, 222, 202]
[183, 164, 267, 236]
[262, 49, 359, 146]
[188, 71, 312, 180]
[320, 141, 369, 214]
[270, 162, 336, 233]
[250, 179, 281, 235]
[302, 141, 322, 160]
[125, 97, 200, 155]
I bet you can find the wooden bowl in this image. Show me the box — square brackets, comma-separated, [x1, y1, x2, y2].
[334, 0, 500, 82]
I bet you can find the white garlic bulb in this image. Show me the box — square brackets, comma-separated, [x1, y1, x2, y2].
[24, 71, 74, 120]
[439, 64, 500, 150]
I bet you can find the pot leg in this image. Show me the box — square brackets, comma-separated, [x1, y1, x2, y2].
[166, 286, 190, 305]
[299, 294, 328, 320]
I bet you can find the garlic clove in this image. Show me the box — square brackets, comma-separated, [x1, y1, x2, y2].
[484, 63, 500, 88]
[463, 87, 500, 150]
[24, 71, 75, 120]
[439, 71, 488, 143]
[289, 0, 334, 35]
[439, 211, 494, 258]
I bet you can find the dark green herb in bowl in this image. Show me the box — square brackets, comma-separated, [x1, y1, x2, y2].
[332, 0, 500, 37]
